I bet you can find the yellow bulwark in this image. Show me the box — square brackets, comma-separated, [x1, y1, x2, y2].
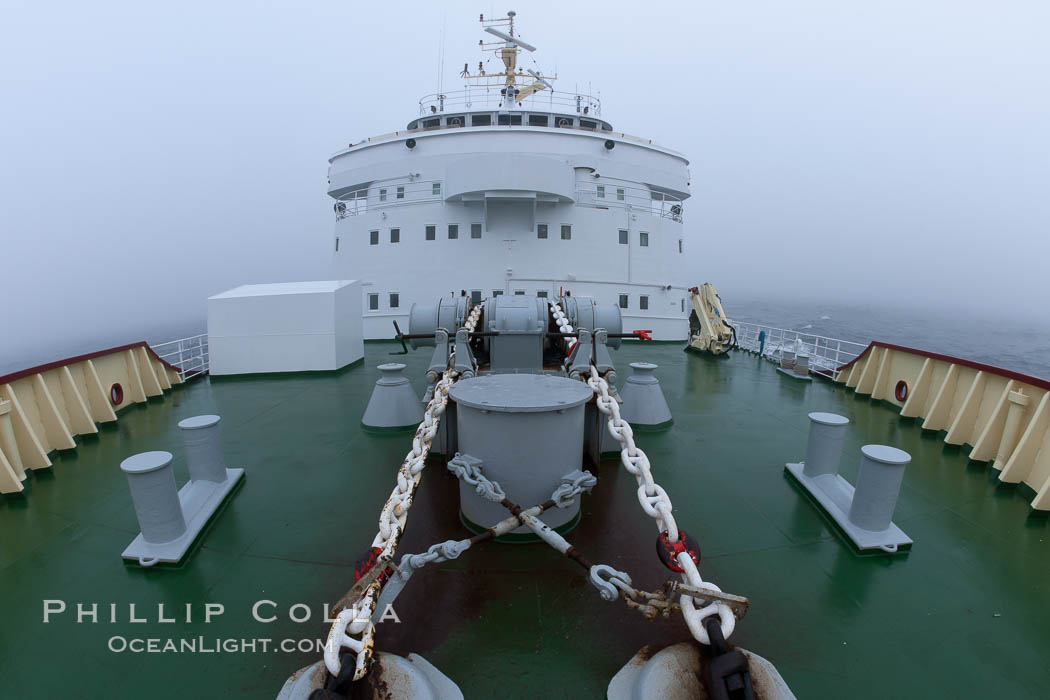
[837, 343, 1050, 510]
[0, 343, 184, 494]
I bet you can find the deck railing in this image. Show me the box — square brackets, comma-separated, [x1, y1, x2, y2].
[150, 334, 209, 381]
[574, 183, 684, 222]
[732, 321, 867, 379]
[334, 180, 444, 219]
[418, 89, 602, 117]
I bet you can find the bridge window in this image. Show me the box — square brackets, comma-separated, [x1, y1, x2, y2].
[471, 223, 482, 239]
[396, 186, 404, 200]
[425, 225, 436, 240]
[422, 118, 440, 129]
[618, 229, 628, 245]
[537, 223, 548, 239]
[514, 290, 526, 296]
[580, 119, 597, 130]
[447, 115, 464, 128]
[369, 230, 379, 245]
[432, 182, 441, 195]
[368, 294, 379, 311]
[555, 117, 573, 128]
[389, 293, 400, 309]
[528, 114, 549, 127]
[616, 188, 625, 201]
[640, 296, 649, 310]
[379, 189, 387, 202]
[498, 113, 522, 126]
[472, 114, 492, 126]
[561, 224, 572, 240]
[448, 224, 459, 240]
[619, 294, 628, 309]
[639, 232, 649, 247]
[471, 290, 482, 304]
[597, 185, 605, 198]
[390, 228, 400, 243]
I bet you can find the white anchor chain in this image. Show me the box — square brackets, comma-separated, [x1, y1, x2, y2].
[324, 302, 482, 680]
[548, 300, 574, 352]
[586, 364, 736, 645]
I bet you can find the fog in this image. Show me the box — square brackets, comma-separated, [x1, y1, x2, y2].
[2, 0, 1048, 374]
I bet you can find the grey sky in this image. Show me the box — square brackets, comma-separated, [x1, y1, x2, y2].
[2, 0, 1048, 373]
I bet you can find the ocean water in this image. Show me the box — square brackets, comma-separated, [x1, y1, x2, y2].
[730, 298, 1050, 381]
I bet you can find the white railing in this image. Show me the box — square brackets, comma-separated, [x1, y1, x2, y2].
[575, 183, 684, 222]
[150, 334, 209, 382]
[731, 321, 867, 379]
[418, 88, 601, 117]
[334, 180, 444, 219]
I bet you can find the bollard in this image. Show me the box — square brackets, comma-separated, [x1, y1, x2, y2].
[802, 413, 849, 478]
[120, 451, 186, 544]
[619, 362, 673, 430]
[848, 445, 911, 532]
[363, 363, 424, 430]
[794, 354, 810, 376]
[178, 415, 227, 483]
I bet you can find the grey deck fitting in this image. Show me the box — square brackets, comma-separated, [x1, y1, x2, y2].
[786, 412, 912, 553]
[362, 363, 424, 429]
[121, 415, 244, 566]
[619, 362, 673, 429]
[776, 366, 812, 381]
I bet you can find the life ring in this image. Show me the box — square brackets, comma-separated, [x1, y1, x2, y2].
[110, 383, 124, 406]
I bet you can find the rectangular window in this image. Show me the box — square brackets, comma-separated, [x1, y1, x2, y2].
[470, 290, 482, 304]
[471, 223, 482, 239]
[561, 224, 571, 240]
[497, 113, 522, 125]
[432, 182, 441, 195]
[379, 189, 387, 202]
[448, 224, 458, 240]
[681, 298, 685, 312]
[514, 290, 526, 296]
[335, 237, 339, 252]
[368, 294, 379, 311]
[618, 229, 628, 245]
[390, 228, 400, 243]
[537, 290, 548, 298]
[492, 290, 504, 296]
[597, 185, 605, 198]
[639, 295, 649, 310]
[616, 188, 625, 201]
[639, 231, 649, 247]
[369, 230, 379, 245]
[472, 114, 492, 126]
[396, 186, 404, 200]
[537, 223, 548, 239]
[422, 118, 440, 129]
[678, 239, 683, 253]
[389, 293, 400, 308]
[619, 294, 629, 309]
[528, 114, 549, 127]
[580, 119, 597, 130]
[425, 225, 436, 240]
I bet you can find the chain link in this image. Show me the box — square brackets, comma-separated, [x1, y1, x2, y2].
[324, 303, 482, 680]
[585, 363, 736, 645]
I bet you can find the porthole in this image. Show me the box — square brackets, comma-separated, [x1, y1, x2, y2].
[894, 380, 908, 402]
[110, 383, 124, 406]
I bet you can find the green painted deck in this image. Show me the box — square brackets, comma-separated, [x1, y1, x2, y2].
[2, 343, 1048, 698]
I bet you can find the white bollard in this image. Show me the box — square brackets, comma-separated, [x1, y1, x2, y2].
[120, 451, 186, 544]
[802, 412, 849, 478]
[178, 415, 227, 483]
[848, 445, 911, 532]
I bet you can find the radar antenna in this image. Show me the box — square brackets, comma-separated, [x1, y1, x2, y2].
[463, 10, 557, 106]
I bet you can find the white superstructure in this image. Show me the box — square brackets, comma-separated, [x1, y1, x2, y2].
[329, 11, 691, 340]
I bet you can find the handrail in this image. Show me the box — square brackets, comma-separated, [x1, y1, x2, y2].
[418, 88, 602, 117]
[731, 321, 868, 379]
[333, 180, 443, 219]
[574, 183, 684, 222]
[149, 334, 209, 382]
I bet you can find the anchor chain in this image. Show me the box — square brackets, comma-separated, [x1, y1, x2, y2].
[323, 303, 482, 681]
[586, 364, 737, 646]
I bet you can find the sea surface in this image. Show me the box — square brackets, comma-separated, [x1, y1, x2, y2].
[731, 298, 1050, 381]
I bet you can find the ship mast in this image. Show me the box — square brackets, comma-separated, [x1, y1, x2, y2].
[461, 10, 556, 108]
